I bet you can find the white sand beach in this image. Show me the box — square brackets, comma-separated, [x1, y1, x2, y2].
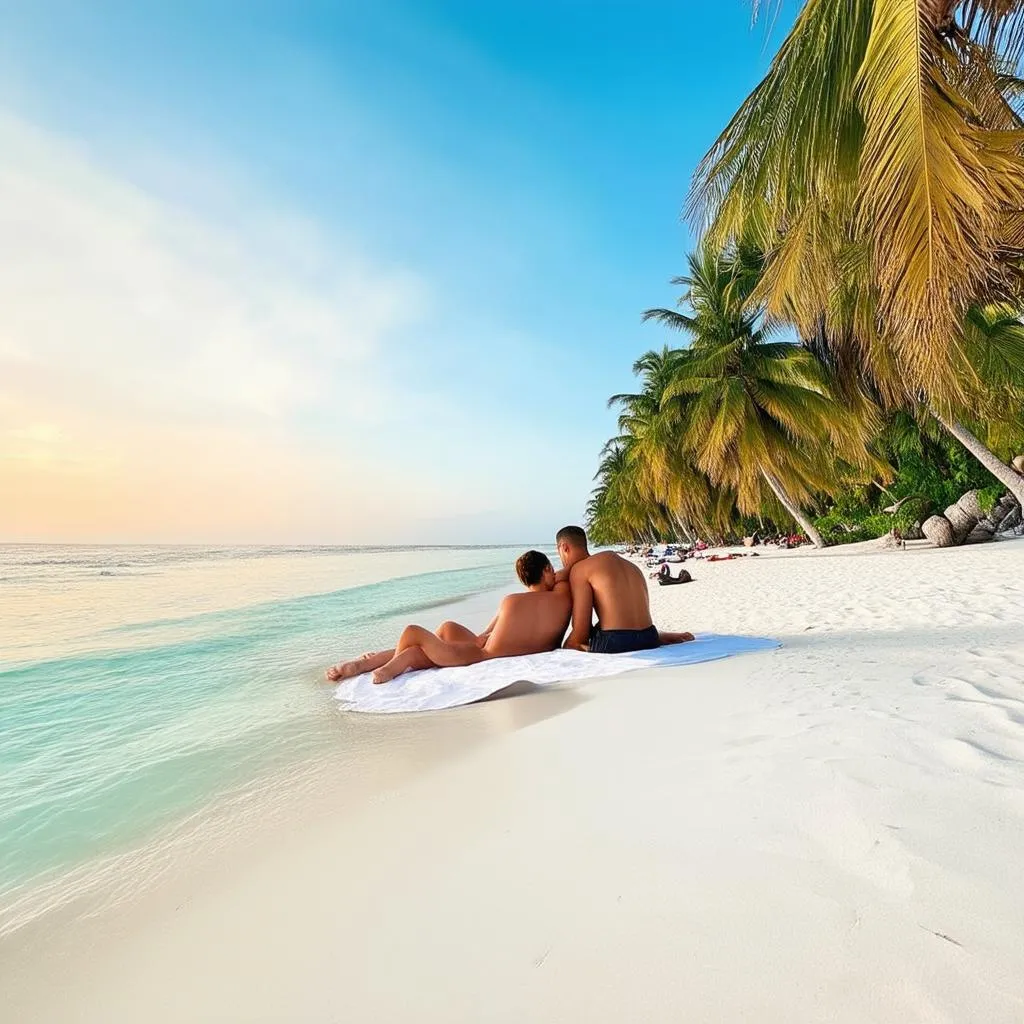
[4, 539, 1024, 1022]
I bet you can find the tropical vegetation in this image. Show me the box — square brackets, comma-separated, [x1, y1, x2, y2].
[587, 1, 1024, 547]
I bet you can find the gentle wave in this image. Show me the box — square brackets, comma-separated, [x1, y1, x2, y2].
[0, 544, 529, 930]
[0, 542, 534, 574]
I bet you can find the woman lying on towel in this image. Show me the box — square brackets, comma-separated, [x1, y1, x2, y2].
[325, 551, 571, 685]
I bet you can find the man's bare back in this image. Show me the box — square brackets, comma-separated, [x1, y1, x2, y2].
[556, 526, 693, 654]
[571, 550, 653, 631]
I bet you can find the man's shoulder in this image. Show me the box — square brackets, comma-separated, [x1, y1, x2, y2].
[576, 550, 623, 575]
[568, 555, 598, 579]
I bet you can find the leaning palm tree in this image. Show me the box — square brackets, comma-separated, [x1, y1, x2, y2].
[607, 346, 740, 539]
[801, 296, 1024, 504]
[646, 246, 885, 548]
[929, 303, 1024, 503]
[690, 0, 1024, 410]
[587, 439, 669, 544]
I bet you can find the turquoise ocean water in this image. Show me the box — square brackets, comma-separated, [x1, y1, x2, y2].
[0, 543, 525, 932]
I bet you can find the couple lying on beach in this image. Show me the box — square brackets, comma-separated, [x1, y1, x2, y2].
[326, 526, 694, 685]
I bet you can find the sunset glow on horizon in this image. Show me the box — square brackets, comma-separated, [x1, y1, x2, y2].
[0, 2, 782, 544]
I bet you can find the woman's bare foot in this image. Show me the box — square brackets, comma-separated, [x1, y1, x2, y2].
[325, 649, 397, 682]
[325, 661, 356, 682]
[325, 656, 374, 682]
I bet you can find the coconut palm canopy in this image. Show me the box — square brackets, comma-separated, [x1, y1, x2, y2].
[592, 348, 738, 545]
[590, 246, 885, 548]
[588, 3, 1024, 547]
[689, 0, 1024, 409]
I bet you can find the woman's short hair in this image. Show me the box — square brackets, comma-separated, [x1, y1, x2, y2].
[515, 549, 552, 587]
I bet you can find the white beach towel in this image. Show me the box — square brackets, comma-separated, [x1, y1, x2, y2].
[333, 633, 780, 714]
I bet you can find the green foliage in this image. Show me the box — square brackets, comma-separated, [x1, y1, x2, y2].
[597, 244, 883, 549]
[813, 511, 871, 545]
[861, 513, 896, 538]
[977, 485, 1005, 517]
[890, 496, 932, 532]
[813, 413, 1016, 545]
[588, 233, 1024, 546]
[884, 427, 1003, 510]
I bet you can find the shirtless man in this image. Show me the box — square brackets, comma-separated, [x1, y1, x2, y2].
[325, 550, 571, 684]
[556, 525, 694, 654]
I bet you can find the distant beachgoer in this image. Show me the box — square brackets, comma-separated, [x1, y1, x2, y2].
[325, 550, 571, 684]
[556, 526, 694, 654]
[658, 564, 693, 586]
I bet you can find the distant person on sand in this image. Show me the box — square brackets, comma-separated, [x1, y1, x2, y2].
[657, 562, 693, 585]
[325, 550, 571, 684]
[556, 525, 694, 654]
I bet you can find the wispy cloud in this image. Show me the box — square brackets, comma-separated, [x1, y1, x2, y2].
[0, 111, 449, 541]
[0, 111, 430, 424]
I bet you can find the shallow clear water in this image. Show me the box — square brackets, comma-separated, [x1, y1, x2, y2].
[0, 544, 525, 911]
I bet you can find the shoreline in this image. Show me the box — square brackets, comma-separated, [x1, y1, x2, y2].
[5, 539, 1024, 1021]
[0, 578, 513, 941]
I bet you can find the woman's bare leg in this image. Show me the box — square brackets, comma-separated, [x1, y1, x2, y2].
[422, 636, 487, 668]
[393, 623, 447, 654]
[372, 645, 434, 684]
[327, 621, 480, 682]
[372, 628, 488, 684]
[325, 649, 395, 682]
[436, 620, 479, 644]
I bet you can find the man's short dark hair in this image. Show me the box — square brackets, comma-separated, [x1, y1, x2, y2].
[556, 525, 588, 549]
[515, 550, 551, 587]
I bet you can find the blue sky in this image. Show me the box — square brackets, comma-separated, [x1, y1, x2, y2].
[0, 1, 795, 544]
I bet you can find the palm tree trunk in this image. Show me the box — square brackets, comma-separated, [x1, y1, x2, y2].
[673, 515, 693, 544]
[932, 413, 1024, 507]
[759, 468, 826, 548]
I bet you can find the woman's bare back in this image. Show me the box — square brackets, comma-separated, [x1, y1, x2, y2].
[485, 587, 571, 657]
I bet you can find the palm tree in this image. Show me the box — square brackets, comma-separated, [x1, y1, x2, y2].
[931, 303, 1024, 504]
[800, 296, 1024, 504]
[689, 1, 1024, 410]
[589, 341, 750, 545]
[607, 347, 734, 540]
[874, 405, 1023, 513]
[645, 246, 884, 548]
[587, 440, 669, 545]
